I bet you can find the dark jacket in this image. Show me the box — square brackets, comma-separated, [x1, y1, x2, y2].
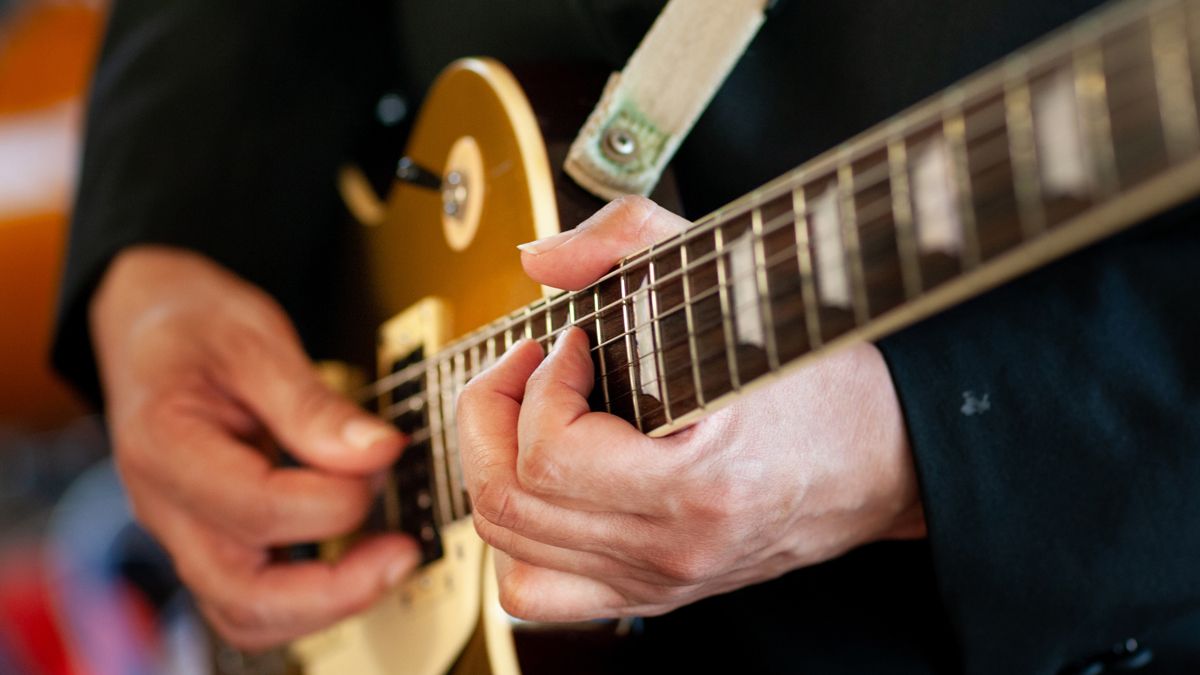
[54, 1, 1200, 673]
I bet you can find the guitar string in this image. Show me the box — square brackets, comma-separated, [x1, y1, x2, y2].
[361, 27, 1161, 403]
[361, 55, 1161, 405]
[374, 90, 1168, 430]
[371, 129, 1052, 407]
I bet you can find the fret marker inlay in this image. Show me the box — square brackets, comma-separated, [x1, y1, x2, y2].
[727, 230, 766, 348]
[810, 186, 850, 309]
[1035, 69, 1092, 197]
[632, 273, 663, 402]
[911, 138, 965, 256]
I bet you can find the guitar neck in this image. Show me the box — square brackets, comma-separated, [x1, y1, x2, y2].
[420, 0, 1199, 434]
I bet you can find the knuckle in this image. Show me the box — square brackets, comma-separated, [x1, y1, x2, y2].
[608, 194, 656, 220]
[326, 482, 373, 531]
[217, 597, 271, 632]
[211, 322, 274, 377]
[676, 478, 743, 525]
[653, 550, 716, 586]
[472, 477, 518, 529]
[457, 379, 482, 407]
[496, 580, 535, 620]
[230, 487, 282, 544]
[516, 438, 561, 496]
[216, 628, 272, 653]
[291, 379, 338, 426]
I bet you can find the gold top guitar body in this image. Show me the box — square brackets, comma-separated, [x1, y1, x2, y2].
[294, 59, 609, 675]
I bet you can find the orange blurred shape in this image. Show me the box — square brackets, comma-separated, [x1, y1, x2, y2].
[0, 213, 86, 429]
[0, 1, 104, 116]
[0, 1, 106, 430]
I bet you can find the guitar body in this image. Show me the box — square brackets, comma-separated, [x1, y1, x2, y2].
[363, 58, 558, 338]
[295, 58, 629, 675]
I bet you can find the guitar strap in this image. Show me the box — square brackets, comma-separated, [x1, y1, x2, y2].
[564, 0, 773, 201]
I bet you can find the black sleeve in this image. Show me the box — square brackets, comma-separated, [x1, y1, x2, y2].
[878, 209, 1200, 673]
[52, 0, 394, 405]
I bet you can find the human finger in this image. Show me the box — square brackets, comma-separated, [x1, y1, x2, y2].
[149, 504, 418, 649]
[214, 321, 404, 476]
[515, 328, 680, 514]
[457, 340, 634, 552]
[490, 550, 630, 622]
[518, 195, 690, 290]
[122, 406, 379, 546]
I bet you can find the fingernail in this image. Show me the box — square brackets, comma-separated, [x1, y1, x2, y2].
[343, 418, 394, 451]
[554, 327, 574, 351]
[516, 229, 576, 255]
[385, 553, 416, 587]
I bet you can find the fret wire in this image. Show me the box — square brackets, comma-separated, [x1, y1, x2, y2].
[592, 243, 834, 384]
[887, 137, 923, 300]
[436, 357, 463, 521]
[713, 225, 742, 391]
[594, 284, 613, 414]
[857, 126, 1011, 229]
[1151, 1, 1200, 162]
[618, 271, 643, 431]
[647, 256, 673, 423]
[678, 241, 707, 408]
[449, 354, 468, 519]
[1074, 41, 1121, 196]
[943, 108, 984, 268]
[837, 163, 871, 323]
[750, 206, 781, 371]
[423, 365, 454, 528]
[522, 306, 533, 340]
[791, 186, 823, 348]
[1004, 73, 1049, 238]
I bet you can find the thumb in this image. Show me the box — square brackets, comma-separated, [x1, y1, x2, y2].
[223, 335, 403, 476]
[517, 195, 690, 290]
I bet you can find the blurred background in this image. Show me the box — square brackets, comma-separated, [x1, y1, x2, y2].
[0, 2, 159, 673]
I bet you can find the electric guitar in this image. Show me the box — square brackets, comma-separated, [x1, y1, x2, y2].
[293, 0, 1200, 672]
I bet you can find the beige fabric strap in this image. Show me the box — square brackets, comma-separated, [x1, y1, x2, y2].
[565, 0, 771, 201]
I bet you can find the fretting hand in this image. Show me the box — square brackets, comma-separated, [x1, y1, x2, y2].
[458, 196, 926, 621]
[90, 246, 419, 650]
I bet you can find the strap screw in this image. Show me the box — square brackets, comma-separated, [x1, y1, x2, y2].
[603, 126, 638, 163]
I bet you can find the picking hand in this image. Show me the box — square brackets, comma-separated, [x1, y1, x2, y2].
[458, 197, 926, 622]
[90, 246, 419, 650]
